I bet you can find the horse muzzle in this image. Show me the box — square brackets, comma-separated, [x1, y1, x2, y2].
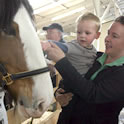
[18, 100, 47, 118]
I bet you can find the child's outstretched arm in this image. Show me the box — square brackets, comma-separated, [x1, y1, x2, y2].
[52, 41, 68, 53]
[41, 41, 68, 53]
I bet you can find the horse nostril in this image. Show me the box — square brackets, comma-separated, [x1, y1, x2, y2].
[38, 102, 43, 111]
[19, 100, 24, 106]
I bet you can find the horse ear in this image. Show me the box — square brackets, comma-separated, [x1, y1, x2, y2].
[12, 22, 20, 39]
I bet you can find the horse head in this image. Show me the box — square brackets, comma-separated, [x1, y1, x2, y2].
[0, 0, 53, 123]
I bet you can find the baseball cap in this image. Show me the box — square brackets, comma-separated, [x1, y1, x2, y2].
[42, 23, 63, 32]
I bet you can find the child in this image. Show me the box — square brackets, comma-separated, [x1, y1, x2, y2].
[42, 12, 101, 124]
[42, 12, 100, 76]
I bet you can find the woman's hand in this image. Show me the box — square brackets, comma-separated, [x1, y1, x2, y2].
[44, 42, 65, 63]
[55, 88, 73, 107]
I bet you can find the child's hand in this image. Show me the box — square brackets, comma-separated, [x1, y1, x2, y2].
[55, 88, 73, 107]
[41, 41, 51, 51]
[44, 42, 65, 62]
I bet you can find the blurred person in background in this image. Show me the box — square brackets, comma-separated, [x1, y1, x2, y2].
[42, 23, 66, 88]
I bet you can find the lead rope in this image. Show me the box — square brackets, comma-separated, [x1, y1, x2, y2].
[30, 117, 34, 124]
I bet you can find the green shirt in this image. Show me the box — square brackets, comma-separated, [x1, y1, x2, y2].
[90, 53, 124, 80]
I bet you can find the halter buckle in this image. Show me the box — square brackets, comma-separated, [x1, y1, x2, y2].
[2, 73, 13, 85]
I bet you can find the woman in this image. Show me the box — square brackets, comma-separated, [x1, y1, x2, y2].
[45, 16, 124, 124]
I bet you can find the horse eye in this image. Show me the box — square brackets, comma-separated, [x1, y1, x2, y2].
[3, 27, 16, 36]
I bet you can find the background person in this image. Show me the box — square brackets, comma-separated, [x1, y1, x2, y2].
[42, 23, 65, 43]
[45, 16, 124, 124]
[42, 23, 66, 87]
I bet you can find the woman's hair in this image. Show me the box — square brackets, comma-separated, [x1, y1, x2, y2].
[115, 16, 124, 25]
[76, 12, 101, 32]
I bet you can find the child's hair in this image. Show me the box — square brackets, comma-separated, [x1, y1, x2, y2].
[115, 16, 124, 25]
[76, 12, 101, 32]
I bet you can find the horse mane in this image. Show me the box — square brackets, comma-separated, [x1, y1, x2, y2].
[0, 0, 33, 33]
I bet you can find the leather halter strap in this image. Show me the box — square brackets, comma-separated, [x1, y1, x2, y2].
[0, 63, 49, 88]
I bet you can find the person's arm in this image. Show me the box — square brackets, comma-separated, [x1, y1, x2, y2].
[52, 41, 68, 53]
[45, 42, 124, 103]
[41, 41, 68, 53]
[55, 57, 124, 104]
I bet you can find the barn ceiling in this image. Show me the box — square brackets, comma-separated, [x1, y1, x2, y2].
[28, 0, 124, 38]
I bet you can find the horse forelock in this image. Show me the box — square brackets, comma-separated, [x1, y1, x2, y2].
[0, 0, 33, 33]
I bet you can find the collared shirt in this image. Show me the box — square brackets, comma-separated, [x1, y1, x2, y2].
[59, 38, 66, 43]
[91, 53, 124, 80]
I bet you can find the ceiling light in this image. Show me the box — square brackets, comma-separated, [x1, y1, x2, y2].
[29, 0, 50, 9]
[34, 0, 67, 14]
[52, 7, 85, 21]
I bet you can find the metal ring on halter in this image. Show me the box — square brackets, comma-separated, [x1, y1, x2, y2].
[2, 73, 13, 86]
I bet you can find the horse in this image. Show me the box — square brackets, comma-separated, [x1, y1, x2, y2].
[0, 0, 53, 123]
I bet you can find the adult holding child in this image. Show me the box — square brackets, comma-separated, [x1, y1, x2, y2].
[42, 13, 101, 123]
[45, 15, 124, 124]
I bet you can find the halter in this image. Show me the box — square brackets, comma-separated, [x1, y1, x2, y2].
[0, 63, 49, 88]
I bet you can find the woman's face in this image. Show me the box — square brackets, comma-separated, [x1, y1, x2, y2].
[105, 22, 124, 58]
